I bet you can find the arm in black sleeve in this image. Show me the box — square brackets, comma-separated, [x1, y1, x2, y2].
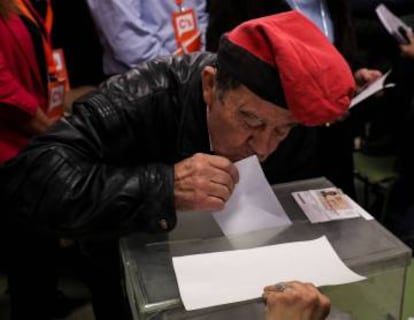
[1, 61, 182, 238]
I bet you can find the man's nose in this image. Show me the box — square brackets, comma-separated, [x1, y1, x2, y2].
[249, 130, 282, 161]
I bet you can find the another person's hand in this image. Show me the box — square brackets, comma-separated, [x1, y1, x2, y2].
[174, 153, 239, 211]
[263, 281, 330, 320]
[354, 68, 383, 93]
[400, 33, 414, 59]
[64, 86, 96, 115]
[23, 107, 56, 135]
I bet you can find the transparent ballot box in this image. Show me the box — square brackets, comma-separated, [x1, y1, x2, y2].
[120, 178, 411, 320]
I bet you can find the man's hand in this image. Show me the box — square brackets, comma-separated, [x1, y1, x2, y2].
[354, 68, 382, 93]
[174, 153, 239, 211]
[400, 33, 414, 59]
[263, 281, 331, 320]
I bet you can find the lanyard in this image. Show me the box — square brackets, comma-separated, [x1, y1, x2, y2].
[175, 0, 184, 12]
[15, 0, 56, 75]
[17, 0, 53, 39]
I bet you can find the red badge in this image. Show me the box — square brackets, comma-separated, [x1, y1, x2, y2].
[172, 7, 201, 54]
[53, 49, 70, 91]
[47, 79, 65, 119]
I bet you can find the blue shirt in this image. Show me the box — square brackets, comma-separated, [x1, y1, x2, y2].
[285, 0, 334, 43]
[87, 0, 208, 75]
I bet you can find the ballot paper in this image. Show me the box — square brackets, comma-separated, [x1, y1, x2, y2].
[376, 4, 413, 44]
[172, 236, 366, 310]
[349, 70, 395, 109]
[292, 187, 373, 223]
[212, 155, 291, 236]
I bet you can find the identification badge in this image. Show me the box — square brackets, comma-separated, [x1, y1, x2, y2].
[47, 79, 65, 119]
[52, 49, 70, 91]
[172, 8, 201, 54]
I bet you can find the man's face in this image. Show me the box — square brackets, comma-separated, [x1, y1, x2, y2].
[202, 67, 297, 162]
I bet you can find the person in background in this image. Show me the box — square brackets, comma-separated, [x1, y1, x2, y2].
[383, 32, 414, 250]
[349, 1, 414, 163]
[1, 1, 94, 318]
[0, 1, 61, 319]
[1, 12, 354, 319]
[207, 0, 356, 61]
[206, 0, 382, 197]
[86, 0, 208, 76]
[0, 0, 55, 164]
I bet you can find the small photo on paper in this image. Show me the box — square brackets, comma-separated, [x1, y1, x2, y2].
[317, 189, 352, 211]
[292, 188, 371, 223]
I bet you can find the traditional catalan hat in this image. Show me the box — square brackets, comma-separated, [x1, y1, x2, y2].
[216, 11, 355, 126]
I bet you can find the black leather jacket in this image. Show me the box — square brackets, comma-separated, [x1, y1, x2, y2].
[0, 52, 316, 239]
[1, 53, 215, 238]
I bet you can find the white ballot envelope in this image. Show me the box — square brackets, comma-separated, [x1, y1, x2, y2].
[376, 4, 412, 44]
[212, 156, 291, 236]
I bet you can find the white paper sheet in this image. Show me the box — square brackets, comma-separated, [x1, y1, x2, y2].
[349, 70, 395, 109]
[173, 236, 366, 310]
[212, 156, 291, 236]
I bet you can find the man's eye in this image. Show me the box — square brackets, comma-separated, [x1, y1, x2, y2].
[273, 127, 288, 137]
[240, 111, 263, 128]
[245, 118, 263, 127]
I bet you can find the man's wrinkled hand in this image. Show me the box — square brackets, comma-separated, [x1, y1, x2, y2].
[174, 153, 239, 211]
[263, 281, 331, 320]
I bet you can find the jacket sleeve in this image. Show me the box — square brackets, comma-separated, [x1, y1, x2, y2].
[1, 85, 177, 238]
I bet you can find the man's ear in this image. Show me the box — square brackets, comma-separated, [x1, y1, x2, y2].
[201, 66, 217, 108]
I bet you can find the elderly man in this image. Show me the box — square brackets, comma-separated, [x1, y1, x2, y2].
[1, 11, 353, 320]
